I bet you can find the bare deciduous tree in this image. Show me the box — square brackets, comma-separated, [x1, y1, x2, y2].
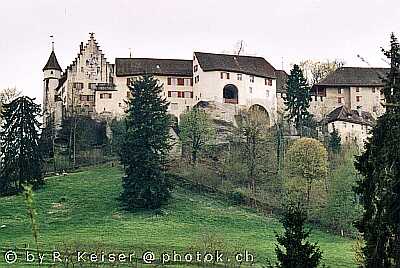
[299, 59, 345, 85]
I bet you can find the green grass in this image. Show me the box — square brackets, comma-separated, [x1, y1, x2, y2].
[0, 164, 356, 267]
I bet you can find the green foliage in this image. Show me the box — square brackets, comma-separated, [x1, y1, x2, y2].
[321, 151, 362, 235]
[284, 64, 311, 135]
[120, 75, 172, 211]
[272, 203, 323, 268]
[22, 185, 39, 252]
[354, 33, 400, 267]
[285, 138, 328, 205]
[228, 189, 247, 205]
[0, 96, 44, 195]
[179, 108, 215, 164]
[60, 115, 107, 150]
[109, 118, 127, 156]
[328, 128, 342, 155]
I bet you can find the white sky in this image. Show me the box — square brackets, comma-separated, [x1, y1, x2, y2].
[1, 0, 399, 103]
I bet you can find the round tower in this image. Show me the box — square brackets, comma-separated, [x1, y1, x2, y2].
[43, 46, 62, 126]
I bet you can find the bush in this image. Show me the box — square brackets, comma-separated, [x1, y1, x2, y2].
[229, 189, 247, 205]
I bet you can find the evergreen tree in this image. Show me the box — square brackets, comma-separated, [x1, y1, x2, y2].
[120, 75, 172, 211]
[328, 128, 341, 155]
[273, 203, 323, 268]
[354, 33, 400, 267]
[0, 96, 43, 196]
[284, 65, 311, 136]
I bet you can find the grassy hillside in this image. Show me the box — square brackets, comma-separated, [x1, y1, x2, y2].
[0, 164, 356, 267]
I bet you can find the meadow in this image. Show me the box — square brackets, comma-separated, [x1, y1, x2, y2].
[0, 164, 356, 267]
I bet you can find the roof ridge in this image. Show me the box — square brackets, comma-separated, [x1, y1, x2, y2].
[194, 51, 265, 59]
[116, 57, 192, 62]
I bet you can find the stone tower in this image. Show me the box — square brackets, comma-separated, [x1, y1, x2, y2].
[43, 46, 62, 128]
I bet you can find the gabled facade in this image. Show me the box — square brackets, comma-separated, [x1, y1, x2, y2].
[43, 33, 114, 126]
[193, 52, 278, 125]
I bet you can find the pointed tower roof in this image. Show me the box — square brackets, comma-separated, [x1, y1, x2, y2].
[43, 50, 62, 72]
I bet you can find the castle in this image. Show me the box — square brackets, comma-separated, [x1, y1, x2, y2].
[43, 33, 386, 147]
[43, 33, 284, 129]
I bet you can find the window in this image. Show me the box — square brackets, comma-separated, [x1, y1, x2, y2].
[73, 82, 84, 90]
[265, 78, 268, 85]
[167, 77, 172, 85]
[356, 87, 360, 92]
[356, 96, 361, 102]
[266, 90, 270, 97]
[220, 72, 230, 79]
[119, 103, 122, 107]
[195, 75, 200, 83]
[99, 93, 112, 99]
[184, 91, 192, 98]
[249, 87, 253, 94]
[372, 87, 376, 93]
[338, 88, 342, 94]
[250, 75, 254, 83]
[237, 74, 242, 80]
[171, 103, 178, 110]
[268, 79, 272, 86]
[338, 97, 342, 104]
[177, 78, 185, 86]
[194, 65, 198, 72]
[184, 78, 192, 86]
[89, 83, 97, 90]
[178, 91, 184, 98]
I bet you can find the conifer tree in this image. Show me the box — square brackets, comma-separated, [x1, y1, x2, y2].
[284, 65, 311, 136]
[0, 96, 43, 196]
[328, 128, 341, 155]
[120, 75, 172, 211]
[273, 203, 323, 268]
[354, 33, 400, 267]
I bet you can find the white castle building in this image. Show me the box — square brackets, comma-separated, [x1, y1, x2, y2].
[43, 33, 285, 127]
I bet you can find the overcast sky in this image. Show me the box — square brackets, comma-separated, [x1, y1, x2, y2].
[1, 0, 399, 103]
